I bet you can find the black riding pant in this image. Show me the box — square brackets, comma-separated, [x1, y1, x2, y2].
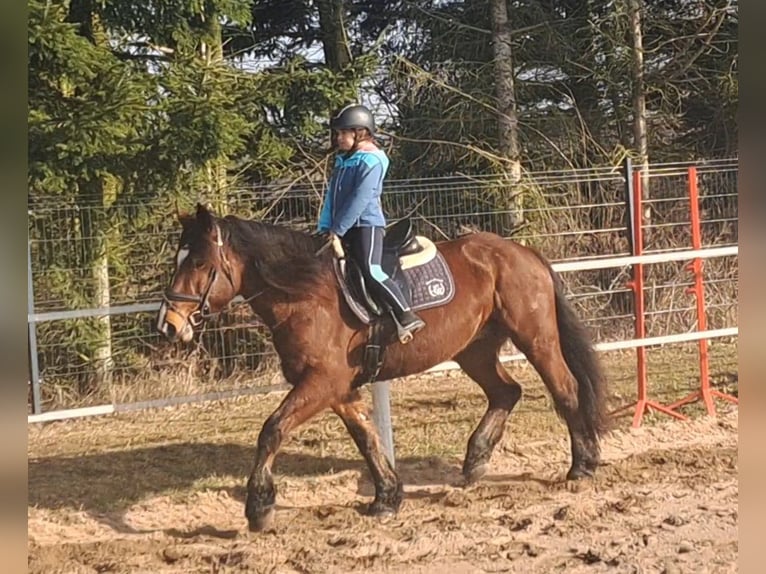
[343, 226, 411, 314]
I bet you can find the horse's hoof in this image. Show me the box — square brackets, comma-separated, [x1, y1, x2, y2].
[247, 506, 276, 533]
[463, 462, 489, 486]
[566, 466, 595, 481]
[367, 500, 398, 518]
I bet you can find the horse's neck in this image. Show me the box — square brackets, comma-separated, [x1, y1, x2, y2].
[239, 247, 333, 329]
[244, 283, 297, 328]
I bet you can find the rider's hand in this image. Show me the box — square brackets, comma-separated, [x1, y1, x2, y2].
[329, 232, 345, 258]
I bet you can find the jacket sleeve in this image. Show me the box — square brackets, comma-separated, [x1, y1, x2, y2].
[331, 158, 383, 237]
[317, 184, 333, 232]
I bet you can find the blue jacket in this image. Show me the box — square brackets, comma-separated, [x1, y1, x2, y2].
[317, 149, 389, 237]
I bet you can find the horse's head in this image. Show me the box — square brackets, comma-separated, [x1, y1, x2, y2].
[156, 203, 239, 343]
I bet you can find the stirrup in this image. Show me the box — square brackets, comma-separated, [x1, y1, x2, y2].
[392, 315, 424, 345]
[397, 324, 414, 345]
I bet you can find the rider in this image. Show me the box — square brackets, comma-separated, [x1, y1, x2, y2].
[317, 103, 426, 337]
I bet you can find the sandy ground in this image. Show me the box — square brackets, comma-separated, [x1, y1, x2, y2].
[28, 363, 738, 574]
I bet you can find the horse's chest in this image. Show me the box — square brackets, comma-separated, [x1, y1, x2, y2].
[271, 329, 327, 382]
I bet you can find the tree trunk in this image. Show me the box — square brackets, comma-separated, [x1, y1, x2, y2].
[78, 177, 116, 393]
[489, 0, 523, 238]
[630, 0, 651, 232]
[317, 0, 352, 72]
[93, 178, 117, 390]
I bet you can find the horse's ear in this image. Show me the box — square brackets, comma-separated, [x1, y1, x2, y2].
[195, 202, 214, 232]
[177, 203, 194, 232]
[178, 212, 194, 230]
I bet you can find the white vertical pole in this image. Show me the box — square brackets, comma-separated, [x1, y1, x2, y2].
[371, 380, 395, 468]
[28, 239, 42, 414]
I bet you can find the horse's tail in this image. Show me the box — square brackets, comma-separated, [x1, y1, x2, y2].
[552, 270, 611, 439]
[530, 248, 611, 440]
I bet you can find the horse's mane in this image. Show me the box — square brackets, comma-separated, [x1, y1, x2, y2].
[220, 215, 335, 300]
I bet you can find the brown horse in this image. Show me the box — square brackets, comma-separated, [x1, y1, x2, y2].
[156, 203, 610, 532]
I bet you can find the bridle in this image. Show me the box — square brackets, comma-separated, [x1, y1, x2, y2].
[163, 264, 220, 327]
[161, 224, 237, 328]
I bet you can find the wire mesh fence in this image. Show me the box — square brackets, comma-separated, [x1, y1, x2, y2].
[27, 158, 738, 414]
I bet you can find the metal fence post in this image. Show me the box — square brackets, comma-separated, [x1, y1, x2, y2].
[623, 156, 634, 254]
[371, 380, 395, 468]
[28, 238, 42, 415]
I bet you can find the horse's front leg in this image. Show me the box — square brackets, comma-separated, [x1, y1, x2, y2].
[245, 378, 331, 532]
[333, 390, 403, 516]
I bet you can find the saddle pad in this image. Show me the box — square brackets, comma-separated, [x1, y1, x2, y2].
[405, 251, 455, 312]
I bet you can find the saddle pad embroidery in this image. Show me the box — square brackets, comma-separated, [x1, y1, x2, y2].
[405, 252, 455, 312]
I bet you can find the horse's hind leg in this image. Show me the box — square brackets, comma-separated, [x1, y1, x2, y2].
[455, 336, 522, 485]
[332, 390, 403, 516]
[495, 257, 605, 480]
[519, 342, 600, 480]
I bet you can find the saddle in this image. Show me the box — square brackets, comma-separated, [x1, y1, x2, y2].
[332, 218, 455, 387]
[337, 219, 436, 317]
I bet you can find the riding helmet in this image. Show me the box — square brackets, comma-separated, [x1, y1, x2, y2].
[330, 104, 376, 135]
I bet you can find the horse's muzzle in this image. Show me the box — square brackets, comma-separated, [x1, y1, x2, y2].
[156, 301, 194, 343]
